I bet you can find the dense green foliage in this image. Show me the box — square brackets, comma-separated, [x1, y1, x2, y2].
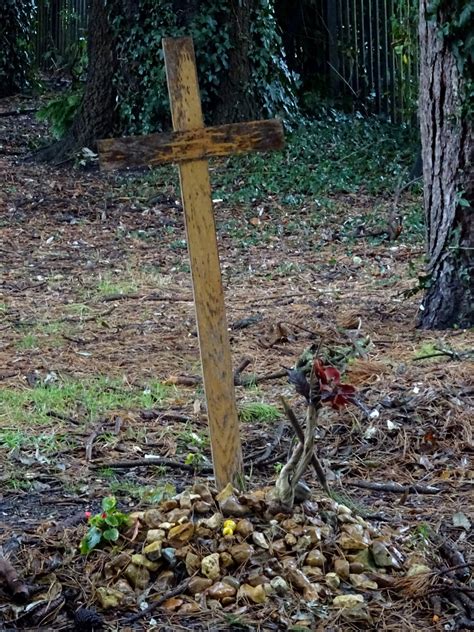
[136, 111, 419, 202]
[37, 91, 83, 139]
[427, 0, 474, 111]
[110, 0, 297, 134]
[0, 1, 35, 97]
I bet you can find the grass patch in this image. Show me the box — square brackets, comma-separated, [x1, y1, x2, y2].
[16, 333, 39, 350]
[13, 320, 73, 350]
[0, 429, 65, 453]
[0, 377, 170, 428]
[95, 275, 138, 298]
[239, 402, 282, 423]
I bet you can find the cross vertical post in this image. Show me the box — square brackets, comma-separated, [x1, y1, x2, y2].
[162, 37, 242, 489]
[97, 36, 284, 489]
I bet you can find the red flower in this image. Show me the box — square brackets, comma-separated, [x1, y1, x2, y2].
[85, 511, 92, 521]
[101, 512, 107, 519]
[313, 359, 356, 410]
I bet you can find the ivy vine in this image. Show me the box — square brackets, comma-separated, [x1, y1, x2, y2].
[109, 0, 297, 135]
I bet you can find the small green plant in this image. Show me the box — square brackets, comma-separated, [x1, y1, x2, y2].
[37, 91, 83, 139]
[16, 333, 39, 350]
[95, 274, 138, 298]
[410, 522, 431, 552]
[413, 341, 438, 359]
[178, 428, 209, 448]
[80, 496, 131, 554]
[239, 402, 282, 423]
[140, 482, 176, 503]
[184, 452, 206, 469]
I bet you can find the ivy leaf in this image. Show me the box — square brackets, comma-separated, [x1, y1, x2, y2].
[105, 514, 119, 527]
[80, 526, 102, 554]
[102, 496, 117, 513]
[102, 528, 120, 542]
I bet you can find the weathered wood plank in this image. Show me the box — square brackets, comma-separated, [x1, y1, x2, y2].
[98, 119, 284, 170]
[162, 37, 243, 489]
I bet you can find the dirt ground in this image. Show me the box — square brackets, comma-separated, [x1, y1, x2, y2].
[0, 98, 473, 631]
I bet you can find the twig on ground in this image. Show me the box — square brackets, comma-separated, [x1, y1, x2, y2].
[85, 416, 123, 461]
[45, 410, 82, 426]
[85, 426, 103, 462]
[438, 563, 474, 577]
[100, 292, 193, 303]
[90, 457, 213, 473]
[436, 536, 470, 581]
[413, 348, 473, 361]
[165, 375, 202, 386]
[240, 369, 288, 386]
[140, 409, 191, 422]
[167, 368, 288, 387]
[123, 578, 191, 624]
[60, 306, 116, 323]
[347, 480, 442, 494]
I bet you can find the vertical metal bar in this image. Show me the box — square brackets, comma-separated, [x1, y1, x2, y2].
[390, 0, 398, 122]
[367, 0, 374, 113]
[345, 0, 352, 93]
[360, 0, 366, 105]
[374, 0, 382, 114]
[327, 0, 339, 96]
[352, 0, 359, 96]
[338, 0, 344, 94]
[398, 0, 404, 123]
[383, 0, 391, 119]
[412, 0, 419, 124]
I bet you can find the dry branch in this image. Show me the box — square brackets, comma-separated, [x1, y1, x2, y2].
[347, 480, 442, 494]
[91, 457, 212, 473]
[122, 578, 191, 623]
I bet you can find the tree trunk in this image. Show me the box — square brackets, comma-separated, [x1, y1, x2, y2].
[212, 0, 260, 123]
[418, 0, 473, 329]
[35, 0, 118, 163]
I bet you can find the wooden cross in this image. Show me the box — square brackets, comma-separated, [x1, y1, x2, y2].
[98, 37, 284, 489]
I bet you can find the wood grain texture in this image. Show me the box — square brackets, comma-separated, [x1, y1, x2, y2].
[98, 119, 284, 170]
[163, 37, 243, 489]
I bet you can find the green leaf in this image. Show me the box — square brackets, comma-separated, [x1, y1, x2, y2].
[102, 496, 117, 512]
[105, 514, 119, 527]
[102, 527, 120, 542]
[80, 526, 102, 554]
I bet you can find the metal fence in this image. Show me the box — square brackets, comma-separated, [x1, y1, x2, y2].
[34, 0, 88, 70]
[278, 0, 419, 123]
[328, 0, 419, 122]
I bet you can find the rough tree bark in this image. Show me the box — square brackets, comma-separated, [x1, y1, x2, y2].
[418, 0, 473, 329]
[212, 0, 260, 123]
[35, 0, 118, 163]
